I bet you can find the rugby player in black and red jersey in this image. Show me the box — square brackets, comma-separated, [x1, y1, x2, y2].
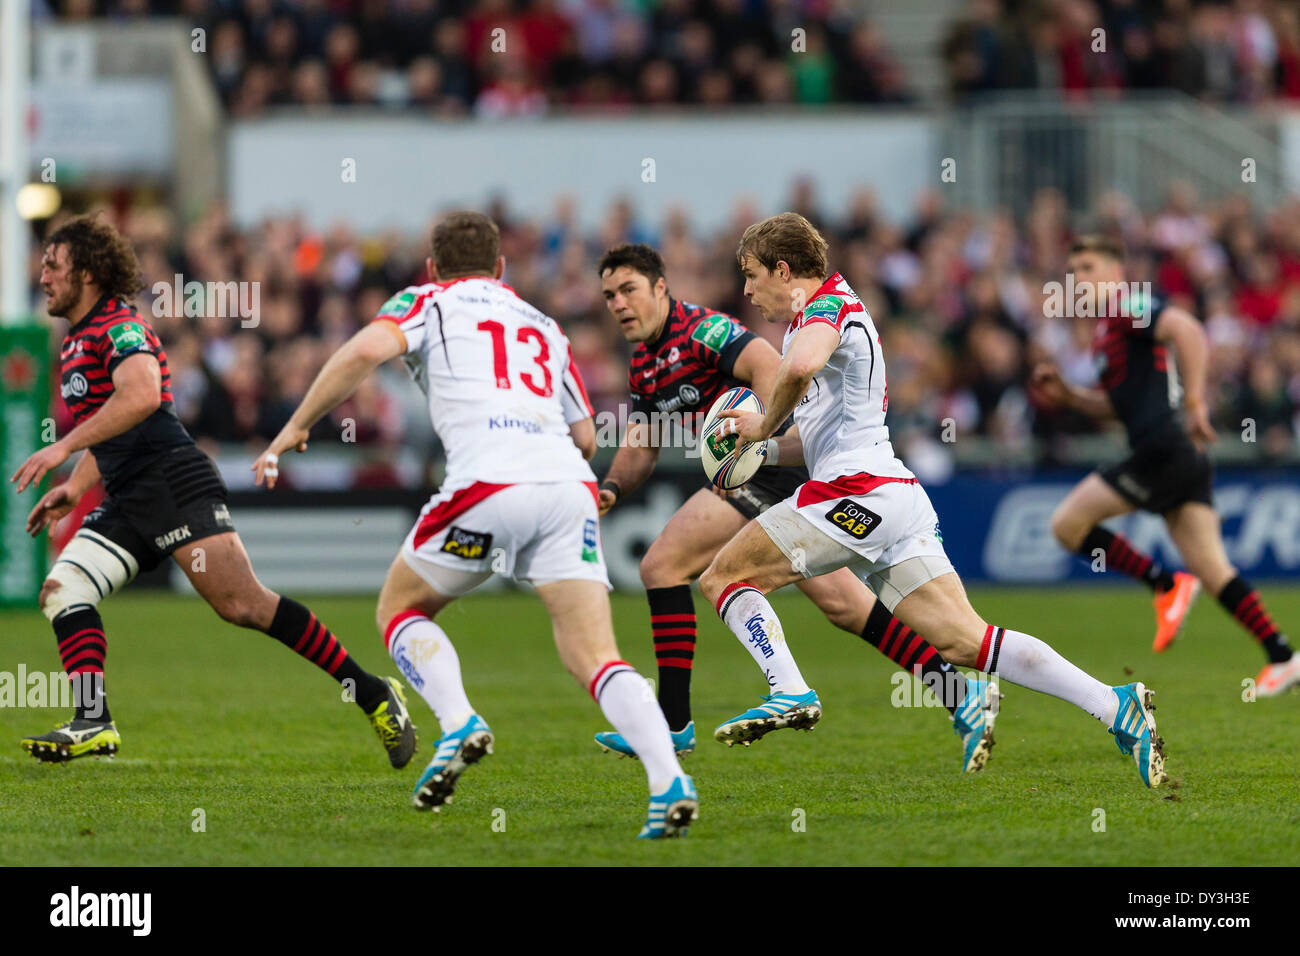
[590, 244, 1000, 771]
[10, 215, 415, 764]
[1032, 235, 1297, 695]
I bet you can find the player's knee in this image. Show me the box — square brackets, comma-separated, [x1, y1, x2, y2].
[213, 596, 263, 629]
[38, 578, 61, 610]
[1049, 506, 1083, 549]
[819, 595, 862, 634]
[697, 561, 726, 605]
[638, 547, 683, 589]
[41, 531, 139, 622]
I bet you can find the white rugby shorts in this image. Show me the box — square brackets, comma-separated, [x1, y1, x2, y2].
[756, 472, 954, 610]
[401, 479, 610, 596]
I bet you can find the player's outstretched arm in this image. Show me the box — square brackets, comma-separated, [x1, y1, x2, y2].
[1155, 306, 1216, 446]
[10, 353, 161, 493]
[253, 323, 404, 488]
[597, 420, 659, 515]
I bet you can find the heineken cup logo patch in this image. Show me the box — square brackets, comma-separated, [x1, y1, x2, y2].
[108, 322, 147, 354]
[691, 315, 741, 352]
[378, 291, 416, 318]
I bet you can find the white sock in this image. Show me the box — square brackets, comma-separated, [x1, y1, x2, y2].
[590, 661, 682, 791]
[716, 584, 811, 695]
[979, 626, 1119, 724]
[384, 611, 474, 734]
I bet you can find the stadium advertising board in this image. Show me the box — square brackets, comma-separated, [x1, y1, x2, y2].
[194, 468, 1300, 595]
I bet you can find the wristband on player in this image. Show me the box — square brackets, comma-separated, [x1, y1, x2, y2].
[761, 439, 780, 467]
[599, 479, 622, 501]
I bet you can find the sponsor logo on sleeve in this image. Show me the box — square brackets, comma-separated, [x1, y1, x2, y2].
[824, 498, 880, 540]
[441, 526, 493, 560]
[107, 321, 148, 355]
[802, 295, 843, 324]
[690, 314, 743, 352]
[377, 290, 416, 319]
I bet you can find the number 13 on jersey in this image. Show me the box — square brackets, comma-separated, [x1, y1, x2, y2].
[477, 320, 553, 397]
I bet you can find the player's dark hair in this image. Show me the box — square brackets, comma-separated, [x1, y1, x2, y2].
[1069, 234, 1126, 262]
[44, 214, 144, 300]
[736, 212, 828, 279]
[431, 211, 500, 278]
[597, 243, 665, 287]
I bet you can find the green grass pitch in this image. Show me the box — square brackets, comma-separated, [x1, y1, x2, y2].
[1, 585, 1297, 866]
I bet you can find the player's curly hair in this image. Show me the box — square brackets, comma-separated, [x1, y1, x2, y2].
[597, 243, 666, 286]
[44, 214, 144, 300]
[737, 212, 828, 279]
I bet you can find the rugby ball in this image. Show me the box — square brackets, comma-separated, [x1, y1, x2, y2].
[700, 386, 767, 490]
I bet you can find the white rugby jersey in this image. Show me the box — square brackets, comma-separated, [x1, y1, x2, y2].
[373, 277, 596, 485]
[782, 272, 914, 483]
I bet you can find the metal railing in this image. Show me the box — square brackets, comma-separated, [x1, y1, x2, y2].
[942, 92, 1284, 216]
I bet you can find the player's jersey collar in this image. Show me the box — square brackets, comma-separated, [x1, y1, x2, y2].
[67, 293, 112, 333]
[791, 272, 846, 329]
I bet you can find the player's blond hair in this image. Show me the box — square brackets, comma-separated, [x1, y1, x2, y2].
[736, 212, 828, 279]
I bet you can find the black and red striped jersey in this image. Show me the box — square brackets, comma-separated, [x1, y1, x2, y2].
[1090, 291, 1182, 446]
[59, 294, 192, 491]
[627, 299, 755, 420]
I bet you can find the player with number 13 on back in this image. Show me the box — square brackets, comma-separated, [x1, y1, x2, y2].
[254, 212, 696, 837]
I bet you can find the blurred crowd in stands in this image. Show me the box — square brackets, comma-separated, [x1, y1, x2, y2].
[49, 0, 1300, 109]
[944, 0, 1300, 103]
[46, 0, 910, 113]
[28, 181, 1300, 487]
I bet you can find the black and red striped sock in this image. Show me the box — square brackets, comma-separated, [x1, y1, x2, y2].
[266, 597, 388, 711]
[52, 606, 111, 722]
[1078, 527, 1175, 592]
[647, 585, 695, 731]
[1217, 577, 1293, 664]
[860, 601, 967, 714]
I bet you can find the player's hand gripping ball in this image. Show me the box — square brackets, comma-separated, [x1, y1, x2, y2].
[700, 387, 768, 490]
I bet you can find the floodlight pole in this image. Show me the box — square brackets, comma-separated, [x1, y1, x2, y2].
[0, 0, 31, 325]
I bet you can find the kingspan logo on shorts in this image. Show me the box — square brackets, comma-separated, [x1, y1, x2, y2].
[154, 525, 192, 550]
[581, 519, 599, 563]
[744, 614, 775, 659]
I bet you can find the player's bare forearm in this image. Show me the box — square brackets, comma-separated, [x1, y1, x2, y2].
[1155, 306, 1215, 443]
[732, 338, 781, 407]
[772, 426, 804, 467]
[759, 367, 813, 438]
[287, 324, 403, 434]
[1158, 308, 1209, 410]
[603, 434, 659, 499]
[67, 450, 102, 497]
[1064, 385, 1115, 420]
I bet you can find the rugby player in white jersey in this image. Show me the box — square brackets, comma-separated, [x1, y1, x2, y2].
[697, 213, 1168, 788]
[253, 213, 697, 837]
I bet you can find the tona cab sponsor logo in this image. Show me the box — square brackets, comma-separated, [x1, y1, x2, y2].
[442, 526, 492, 560]
[825, 499, 880, 540]
[154, 525, 192, 549]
